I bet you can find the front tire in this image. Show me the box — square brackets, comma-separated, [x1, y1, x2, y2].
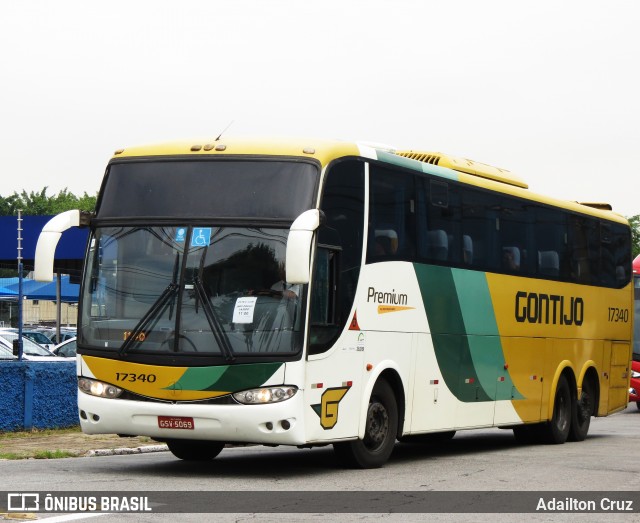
[333, 380, 398, 468]
[167, 440, 225, 461]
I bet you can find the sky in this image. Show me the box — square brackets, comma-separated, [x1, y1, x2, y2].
[2, 0, 639, 216]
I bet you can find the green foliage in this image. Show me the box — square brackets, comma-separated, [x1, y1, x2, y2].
[0, 188, 96, 216]
[628, 214, 640, 259]
[33, 449, 78, 459]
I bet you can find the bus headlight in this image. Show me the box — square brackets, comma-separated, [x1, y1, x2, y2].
[631, 370, 640, 379]
[233, 386, 297, 404]
[78, 377, 123, 399]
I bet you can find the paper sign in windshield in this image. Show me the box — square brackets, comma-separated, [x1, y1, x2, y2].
[233, 297, 258, 324]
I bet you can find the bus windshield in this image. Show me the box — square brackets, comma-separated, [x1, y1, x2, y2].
[97, 159, 318, 220]
[80, 225, 304, 357]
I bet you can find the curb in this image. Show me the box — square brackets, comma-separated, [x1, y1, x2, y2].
[85, 444, 168, 457]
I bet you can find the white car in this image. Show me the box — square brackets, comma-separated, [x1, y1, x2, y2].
[0, 328, 57, 351]
[0, 332, 64, 361]
[51, 337, 77, 358]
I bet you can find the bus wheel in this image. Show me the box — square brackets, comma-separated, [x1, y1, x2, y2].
[333, 380, 398, 468]
[541, 375, 571, 444]
[167, 440, 225, 461]
[637, 402, 640, 411]
[568, 376, 596, 442]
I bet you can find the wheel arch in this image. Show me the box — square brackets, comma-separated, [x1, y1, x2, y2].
[358, 362, 406, 440]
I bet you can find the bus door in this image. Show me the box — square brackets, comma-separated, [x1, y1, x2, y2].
[303, 159, 367, 443]
[601, 340, 632, 414]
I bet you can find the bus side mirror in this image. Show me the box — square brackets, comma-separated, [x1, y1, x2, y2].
[34, 210, 91, 282]
[286, 209, 323, 284]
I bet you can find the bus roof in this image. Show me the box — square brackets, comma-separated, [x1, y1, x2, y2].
[395, 151, 529, 189]
[110, 137, 627, 225]
[112, 137, 362, 169]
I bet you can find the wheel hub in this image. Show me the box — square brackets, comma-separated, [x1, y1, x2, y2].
[364, 402, 389, 449]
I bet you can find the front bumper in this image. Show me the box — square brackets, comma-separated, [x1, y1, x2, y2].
[78, 390, 307, 446]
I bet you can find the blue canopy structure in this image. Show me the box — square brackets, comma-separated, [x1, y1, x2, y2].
[0, 286, 17, 300]
[0, 276, 79, 302]
[0, 215, 88, 277]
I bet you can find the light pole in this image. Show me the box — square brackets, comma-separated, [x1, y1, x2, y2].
[16, 209, 24, 360]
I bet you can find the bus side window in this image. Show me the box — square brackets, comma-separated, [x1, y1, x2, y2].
[463, 235, 474, 265]
[538, 250, 560, 277]
[309, 246, 340, 352]
[373, 229, 398, 257]
[309, 159, 364, 355]
[427, 229, 448, 261]
[502, 246, 521, 272]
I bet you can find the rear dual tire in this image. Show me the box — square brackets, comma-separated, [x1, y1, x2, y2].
[514, 374, 595, 445]
[568, 377, 595, 442]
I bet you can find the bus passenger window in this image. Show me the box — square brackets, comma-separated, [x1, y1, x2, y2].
[502, 246, 520, 272]
[427, 229, 448, 261]
[463, 235, 474, 265]
[538, 250, 560, 277]
[373, 229, 398, 257]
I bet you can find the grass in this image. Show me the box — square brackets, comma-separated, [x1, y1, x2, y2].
[0, 426, 81, 440]
[0, 426, 82, 460]
[0, 449, 79, 460]
[33, 449, 78, 459]
[0, 425, 155, 460]
[0, 452, 24, 460]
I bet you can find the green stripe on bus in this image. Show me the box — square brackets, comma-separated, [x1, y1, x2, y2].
[164, 362, 283, 393]
[451, 269, 523, 400]
[414, 264, 491, 402]
[414, 264, 523, 402]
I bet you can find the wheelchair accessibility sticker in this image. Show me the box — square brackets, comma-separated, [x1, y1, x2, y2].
[191, 227, 212, 247]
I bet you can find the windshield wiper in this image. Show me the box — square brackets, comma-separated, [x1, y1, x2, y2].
[193, 275, 235, 362]
[118, 282, 178, 356]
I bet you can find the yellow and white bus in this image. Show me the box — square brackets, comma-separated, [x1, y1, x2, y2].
[35, 138, 633, 468]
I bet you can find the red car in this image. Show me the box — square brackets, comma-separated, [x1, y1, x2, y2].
[631, 254, 640, 410]
[631, 360, 640, 410]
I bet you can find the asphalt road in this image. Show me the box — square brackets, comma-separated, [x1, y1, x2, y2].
[1, 405, 639, 522]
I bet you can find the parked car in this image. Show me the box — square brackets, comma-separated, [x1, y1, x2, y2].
[21, 330, 57, 351]
[52, 337, 77, 358]
[0, 345, 17, 360]
[46, 330, 77, 344]
[0, 332, 62, 361]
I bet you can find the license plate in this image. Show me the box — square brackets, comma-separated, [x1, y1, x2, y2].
[158, 416, 194, 430]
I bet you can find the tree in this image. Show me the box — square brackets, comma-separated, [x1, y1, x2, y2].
[0, 188, 97, 277]
[0, 188, 96, 216]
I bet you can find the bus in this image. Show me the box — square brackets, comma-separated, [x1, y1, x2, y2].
[630, 254, 640, 409]
[34, 138, 633, 468]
